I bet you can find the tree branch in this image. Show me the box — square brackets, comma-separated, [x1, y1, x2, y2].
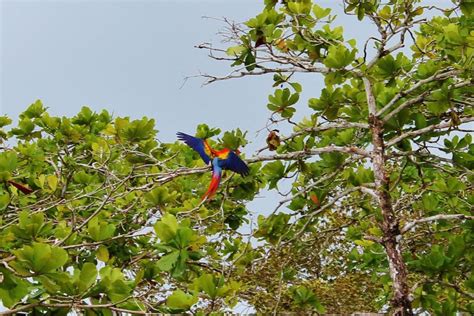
[376, 69, 462, 118]
[199, 65, 330, 85]
[257, 122, 370, 153]
[363, 76, 413, 314]
[386, 116, 474, 148]
[401, 214, 474, 234]
[247, 145, 370, 163]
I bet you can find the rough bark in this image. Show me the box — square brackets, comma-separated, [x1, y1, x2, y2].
[363, 78, 413, 316]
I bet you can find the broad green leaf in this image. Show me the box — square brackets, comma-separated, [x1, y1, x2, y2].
[154, 213, 179, 242]
[156, 251, 180, 271]
[226, 45, 246, 56]
[0, 152, 18, 172]
[313, 4, 331, 19]
[47, 175, 58, 192]
[0, 269, 30, 308]
[323, 45, 355, 69]
[96, 245, 110, 262]
[13, 243, 68, 274]
[88, 216, 116, 241]
[196, 273, 218, 298]
[166, 290, 198, 310]
[78, 263, 98, 292]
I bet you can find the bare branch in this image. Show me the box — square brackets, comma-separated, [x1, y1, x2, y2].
[401, 214, 474, 234]
[200, 65, 330, 85]
[378, 70, 465, 119]
[386, 116, 474, 148]
[382, 79, 472, 123]
[247, 145, 371, 163]
[257, 122, 370, 153]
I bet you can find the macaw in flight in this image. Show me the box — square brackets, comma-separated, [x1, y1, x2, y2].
[177, 132, 249, 201]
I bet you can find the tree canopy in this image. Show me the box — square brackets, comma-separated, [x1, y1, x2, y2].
[1, 0, 473, 315]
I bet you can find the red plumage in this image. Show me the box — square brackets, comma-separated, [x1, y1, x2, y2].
[8, 180, 33, 194]
[201, 172, 222, 201]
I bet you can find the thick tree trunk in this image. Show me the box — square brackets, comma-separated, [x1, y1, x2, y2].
[363, 78, 413, 316]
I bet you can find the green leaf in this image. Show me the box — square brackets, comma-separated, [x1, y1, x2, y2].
[444, 24, 464, 45]
[226, 45, 246, 56]
[460, 0, 474, 16]
[357, 7, 365, 20]
[0, 269, 30, 308]
[154, 213, 179, 242]
[145, 186, 170, 206]
[244, 50, 256, 71]
[323, 45, 355, 69]
[22, 100, 46, 119]
[290, 82, 302, 93]
[195, 124, 221, 139]
[0, 151, 18, 172]
[375, 55, 397, 78]
[291, 285, 325, 313]
[354, 239, 375, 247]
[157, 251, 180, 272]
[166, 289, 198, 310]
[47, 175, 58, 192]
[0, 116, 12, 128]
[96, 245, 110, 262]
[13, 243, 68, 274]
[117, 117, 156, 142]
[414, 113, 427, 129]
[422, 193, 439, 211]
[78, 263, 98, 293]
[196, 273, 218, 298]
[87, 216, 116, 241]
[262, 161, 285, 189]
[313, 4, 331, 19]
[0, 192, 10, 210]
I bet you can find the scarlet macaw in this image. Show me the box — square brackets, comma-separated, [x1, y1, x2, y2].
[177, 132, 249, 200]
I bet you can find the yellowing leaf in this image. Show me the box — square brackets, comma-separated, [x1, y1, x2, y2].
[47, 175, 58, 191]
[354, 239, 374, 247]
[97, 245, 110, 262]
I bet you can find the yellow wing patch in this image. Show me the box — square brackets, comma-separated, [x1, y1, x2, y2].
[203, 140, 214, 157]
[216, 150, 230, 159]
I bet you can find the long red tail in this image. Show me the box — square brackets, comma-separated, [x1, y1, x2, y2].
[8, 180, 33, 194]
[202, 172, 222, 201]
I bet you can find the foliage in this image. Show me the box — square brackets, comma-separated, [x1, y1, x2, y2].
[1, 0, 473, 315]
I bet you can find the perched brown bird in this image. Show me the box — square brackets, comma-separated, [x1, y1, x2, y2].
[266, 129, 281, 151]
[7, 180, 33, 194]
[255, 35, 267, 48]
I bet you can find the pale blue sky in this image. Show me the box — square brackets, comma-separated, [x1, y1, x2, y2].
[1, 0, 377, 145]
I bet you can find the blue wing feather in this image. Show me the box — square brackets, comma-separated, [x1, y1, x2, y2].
[220, 151, 250, 176]
[177, 132, 211, 164]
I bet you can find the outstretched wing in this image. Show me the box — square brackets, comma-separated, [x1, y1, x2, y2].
[177, 132, 212, 164]
[220, 151, 250, 176]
